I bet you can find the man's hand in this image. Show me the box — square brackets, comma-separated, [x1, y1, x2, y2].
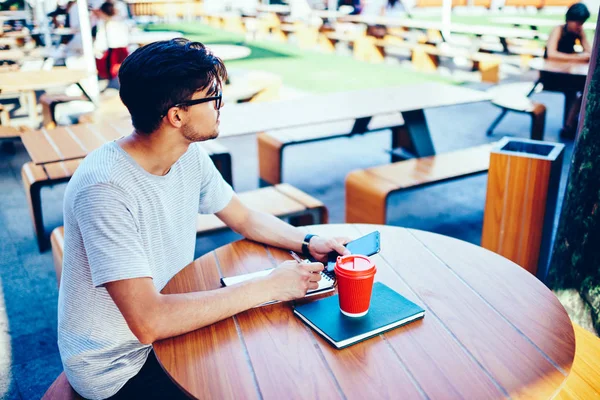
[266, 260, 324, 301]
[307, 236, 351, 263]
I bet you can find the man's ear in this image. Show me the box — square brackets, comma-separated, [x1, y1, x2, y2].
[166, 108, 183, 128]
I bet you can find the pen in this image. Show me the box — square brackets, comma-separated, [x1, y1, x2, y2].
[289, 251, 308, 264]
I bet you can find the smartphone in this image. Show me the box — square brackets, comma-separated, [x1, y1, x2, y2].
[326, 231, 381, 272]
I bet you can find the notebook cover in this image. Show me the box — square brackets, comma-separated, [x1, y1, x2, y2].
[293, 282, 425, 348]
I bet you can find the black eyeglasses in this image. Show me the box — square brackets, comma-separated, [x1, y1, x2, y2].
[161, 92, 222, 118]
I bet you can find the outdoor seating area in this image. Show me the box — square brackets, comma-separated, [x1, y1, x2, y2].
[1, 0, 599, 398]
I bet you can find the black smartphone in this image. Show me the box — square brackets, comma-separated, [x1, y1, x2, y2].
[326, 231, 381, 272]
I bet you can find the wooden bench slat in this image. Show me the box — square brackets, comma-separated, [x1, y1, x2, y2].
[274, 183, 323, 210]
[67, 124, 108, 153]
[346, 144, 493, 224]
[45, 127, 88, 160]
[556, 324, 600, 399]
[0, 125, 20, 139]
[87, 123, 125, 143]
[44, 160, 82, 180]
[21, 130, 63, 164]
[367, 144, 492, 188]
[196, 186, 308, 234]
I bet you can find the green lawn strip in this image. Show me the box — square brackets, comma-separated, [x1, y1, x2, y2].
[144, 23, 455, 93]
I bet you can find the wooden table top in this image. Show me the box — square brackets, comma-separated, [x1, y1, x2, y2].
[219, 82, 489, 137]
[153, 224, 575, 400]
[0, 67, 91, 93]
[530, 57, 589, 77]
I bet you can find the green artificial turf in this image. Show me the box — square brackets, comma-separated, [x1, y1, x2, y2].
[145, 23, 454, 93]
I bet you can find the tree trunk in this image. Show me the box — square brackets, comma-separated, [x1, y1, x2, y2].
[547, 19, 600, 334]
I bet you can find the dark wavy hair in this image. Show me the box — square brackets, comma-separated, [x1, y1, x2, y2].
[566, 3, 590, 23]
[119, 38, 227, 134]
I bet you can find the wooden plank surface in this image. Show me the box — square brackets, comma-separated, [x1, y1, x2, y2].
[362, 225, 569, 398]
[409, 229, 575, 372]
[153, 224, 574, 399]
[219, 83, 489, 137]
[366, 144, 491, 188]
[154, 253, 260, 399]
[215, 241, 345, 400]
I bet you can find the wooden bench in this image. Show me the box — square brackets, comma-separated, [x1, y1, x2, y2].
[486, 82, 546, 140]
[556, 323, 600, 399]
[345, 144, 493, 224]
[257, 113, 405, 185]
[352, 37, 501, 83]
[22, 140, 233, 252]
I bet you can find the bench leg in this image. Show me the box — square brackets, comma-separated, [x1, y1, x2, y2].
[257, 132, 284, 186]
[345, 171, 389, 224]
[530, 103, 546, 141]
[25, 182, 47, 252]
[318, 35, 336, 53]
[211, 153, 233, 188]
[487, 109, 508, 136]
[474, 59, 500, 84]
[392, 109, 435, 162]
[411, 46, 439, 73]
[289, 207, 329, 227]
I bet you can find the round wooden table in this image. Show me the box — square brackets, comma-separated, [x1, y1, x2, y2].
[154, 224, 575, 399]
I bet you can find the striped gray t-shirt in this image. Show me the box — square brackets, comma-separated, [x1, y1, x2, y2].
[58, 141, 233, 399]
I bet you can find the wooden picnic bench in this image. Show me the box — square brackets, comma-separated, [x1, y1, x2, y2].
[20, 121, 233, 251]
[246, 83, 490, 185]
[354, 38, 501, 83]
[345, 144, 493, 224]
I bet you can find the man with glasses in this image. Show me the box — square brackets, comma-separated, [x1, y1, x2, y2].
[58, 38, 349, 399]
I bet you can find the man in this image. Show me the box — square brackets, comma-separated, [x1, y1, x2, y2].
[58, 38, 349, 399]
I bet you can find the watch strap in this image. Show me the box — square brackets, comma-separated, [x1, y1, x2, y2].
[302, 234, 317, 257]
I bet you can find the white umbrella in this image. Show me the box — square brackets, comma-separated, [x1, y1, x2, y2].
[75, 0, 99, 102]
[442, 0, 451, 41]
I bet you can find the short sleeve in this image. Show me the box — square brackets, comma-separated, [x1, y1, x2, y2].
[73, 183, 152, 287]
[197, 145, 234, 214]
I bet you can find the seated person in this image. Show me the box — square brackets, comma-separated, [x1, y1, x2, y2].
[58, 38, 350, 399]
[545, 2, 591, 62]
[544, 2, 591, 137]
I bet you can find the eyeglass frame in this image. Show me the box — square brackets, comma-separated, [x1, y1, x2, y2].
[160, 92, 223, 119]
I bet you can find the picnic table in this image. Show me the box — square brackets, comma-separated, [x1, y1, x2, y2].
[0, 68, 94, 125]
[153, 223, 576, 399]
[219, 82, 490, 158]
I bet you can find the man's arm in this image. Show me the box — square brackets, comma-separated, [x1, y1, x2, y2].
[106, 260, 324, 345]
[215, 195, 349, 261]
[580, 30, 592, 54]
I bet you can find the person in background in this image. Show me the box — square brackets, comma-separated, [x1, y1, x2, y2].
[544, 2, 592, 138]
[360, 0, 410, 37]
[545, 2, 591, 61]
[94, 0, 130, 81]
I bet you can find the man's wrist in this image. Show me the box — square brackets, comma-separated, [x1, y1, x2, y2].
[301, 234, 317, 257]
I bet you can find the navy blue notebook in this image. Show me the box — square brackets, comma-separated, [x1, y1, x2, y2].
[293, 282, 425, 349]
